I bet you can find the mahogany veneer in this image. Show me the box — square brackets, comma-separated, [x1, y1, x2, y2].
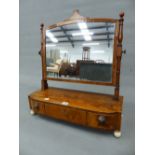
[28, 87, 123, 132]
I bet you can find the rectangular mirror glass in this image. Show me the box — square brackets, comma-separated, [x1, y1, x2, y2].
[46, 22, 116, 82]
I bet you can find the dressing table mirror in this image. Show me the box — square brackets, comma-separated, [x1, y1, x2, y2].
[28, 10, 125, 138]
[46, 21, 115, 83]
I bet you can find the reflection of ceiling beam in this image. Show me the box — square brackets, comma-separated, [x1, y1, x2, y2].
[46, 38, 113, 44]
[60, 26, 74, 47]
[46, 32, 114, 39]
[106, 23, 110, 47]
[50, 25, 114, 33]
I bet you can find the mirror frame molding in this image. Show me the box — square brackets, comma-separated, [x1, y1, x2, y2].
[40, 10, 124, 99]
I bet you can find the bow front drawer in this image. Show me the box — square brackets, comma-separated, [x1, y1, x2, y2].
[45, 103, 86, 125]
[30, 100, 45, 114]
[87, 112, 117, 130]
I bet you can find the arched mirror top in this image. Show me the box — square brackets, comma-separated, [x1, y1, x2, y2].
[46, 10, 119, 30]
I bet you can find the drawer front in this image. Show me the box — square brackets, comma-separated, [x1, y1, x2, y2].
[45, 104, 86, 125]
[87, 112, 120, 130]
[30, 100, 45, 114]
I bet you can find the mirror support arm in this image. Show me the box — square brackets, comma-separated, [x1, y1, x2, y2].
[40, 23, 48, 90]
[114, 12, 124, 100]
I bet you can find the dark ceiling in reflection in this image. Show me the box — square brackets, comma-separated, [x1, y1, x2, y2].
[46, 22, 115, 47]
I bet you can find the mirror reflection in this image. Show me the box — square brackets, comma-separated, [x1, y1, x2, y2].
[46, 22, 115, 82]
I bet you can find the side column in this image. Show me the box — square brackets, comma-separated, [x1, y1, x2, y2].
[114, 12, 124, 100]
[40, 23, 48, 90]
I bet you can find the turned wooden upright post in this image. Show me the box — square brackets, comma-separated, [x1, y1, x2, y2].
[114, 12, 124, 100]
[40, 23, 48, 90]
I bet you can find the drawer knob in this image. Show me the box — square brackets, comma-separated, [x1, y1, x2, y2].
[98, 115, 106, 123]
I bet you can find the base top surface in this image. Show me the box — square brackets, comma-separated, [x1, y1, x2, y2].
[29, 87, 123, 113]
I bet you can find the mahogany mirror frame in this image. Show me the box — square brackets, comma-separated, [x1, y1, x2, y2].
[40, 10, 124, 99]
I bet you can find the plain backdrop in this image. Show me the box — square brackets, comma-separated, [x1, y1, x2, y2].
[19, 0, 135, 155]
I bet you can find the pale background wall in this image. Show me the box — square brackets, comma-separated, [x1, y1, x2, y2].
[19, 0, 135, 154]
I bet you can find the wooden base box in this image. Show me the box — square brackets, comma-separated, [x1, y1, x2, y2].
[28, 87, 123, 138]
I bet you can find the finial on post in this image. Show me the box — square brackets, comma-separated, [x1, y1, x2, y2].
[40, 23, 44, 31]
[119, 12, 125, 19]
[118, 12, 125, 45]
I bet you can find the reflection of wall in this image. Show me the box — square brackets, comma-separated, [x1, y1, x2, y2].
[90, 47, 113, 63]
[50, 49, 60, 63]
[46, 44, 113, 63]
[46, 46, 51, 58]
[46, 47, 60, 63]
